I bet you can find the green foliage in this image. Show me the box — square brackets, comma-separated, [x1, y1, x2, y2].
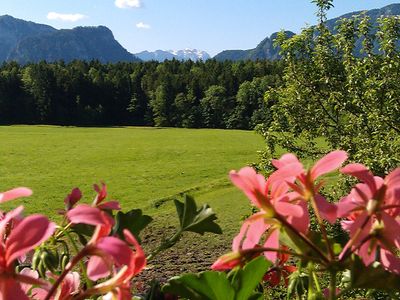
[174, 195, 222, 235]
[113, 209, 153, 242]
[162, 257, 270, 300]
[262, 12, 400, 174]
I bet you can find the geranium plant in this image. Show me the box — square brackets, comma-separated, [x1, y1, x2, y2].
[164, 151, 400, 300]
[0, 183, 221, 299]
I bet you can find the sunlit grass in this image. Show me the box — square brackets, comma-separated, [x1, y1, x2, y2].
[0, 126, 264, 226]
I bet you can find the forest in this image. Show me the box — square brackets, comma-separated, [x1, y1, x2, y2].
[0, 59, 283, 129]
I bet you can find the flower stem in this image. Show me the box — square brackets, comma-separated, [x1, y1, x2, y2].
[310, 195, 334, 260]
[241, 247, 317, 262]
[64, 231, 92, 289]
[278, 216, 330, 264]
[329, 270, 337, 300]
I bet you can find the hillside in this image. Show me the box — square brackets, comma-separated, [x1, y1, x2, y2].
[214, 3, 400, 61]
[0, 15, 139, 63]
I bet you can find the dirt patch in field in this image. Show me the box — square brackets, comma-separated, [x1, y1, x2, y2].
[135, 223, 232, 293]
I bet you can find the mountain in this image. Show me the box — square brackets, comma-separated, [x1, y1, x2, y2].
[0, 15, 139, 63]
[325, 3, 400, 31]
[0, 15, 56, 62]
[214, 31, 295, 61]
[214, 3, 400, 61]
[135, 49, 210, 62]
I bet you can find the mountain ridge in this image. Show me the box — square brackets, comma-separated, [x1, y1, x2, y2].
[214, 3, 400, 61]
[0, 15, 139, 63]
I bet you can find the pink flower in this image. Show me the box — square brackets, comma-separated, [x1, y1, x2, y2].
[67, 204, 110, 227]
[0, 207, 55, 299]
[273, 151, 348, 223]
[0, 187, 32, 203]
[222, 165, 306, 263]
[31, 272, 80, 300]
[338, 164, 400, 273]
[67, 205, 141, 282]
[84, 230, 146, 300]
[64, 188, 82, 210]
[211, 217, 266, 271]
[92, 183, 120, 211]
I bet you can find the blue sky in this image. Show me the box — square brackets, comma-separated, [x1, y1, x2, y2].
[1, 1, 399, 56]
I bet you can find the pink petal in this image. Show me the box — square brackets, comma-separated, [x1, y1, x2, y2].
[93, 182, 107, 205]
[31, 287, 49, 299]
[123, 230, 146, 275]
[0, 278, 29, 300]
[381, 249, 400, 275]
[211, 252, 242, 271]
[381, 212, 400, 248]
[0, 187, 32, 203]
[358, 242, 376, 266]
[97, 201, 121, 210]
[337, 182, 373, 218]
[314, 194, 337, 224]
[67, 204, 105, 226]
[232, 212, 265, 251]
[6, 215, 55, 266]
[263, 229, 279, 262]
[337, 195, 359, 218]
[385, 168, 400, 189]
[270, 180, 290, 199]
[340, 220, 353, 232]
[96, 237, 132, 266]
[0, 206, 24, 237]
[19, 268, 39, 294]
[348, 211, 371, 243]
[275, 201, 304, 218]
[64, 188, 82, 208]
[286, 201, 309, 234]
[241, 218, 270, 250]
[339, 212, 371, 260]
[229, 167, 266, 208]
[272, 153, 300, 169]
[311, 150, 347, 179]
[341, 163, 377, 194]
[87, 256, 111, 281]
[88, 213, 114, 244]
[267, 163, 304, 186]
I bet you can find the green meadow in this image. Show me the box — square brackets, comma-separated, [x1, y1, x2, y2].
[0, 126, 264, 233]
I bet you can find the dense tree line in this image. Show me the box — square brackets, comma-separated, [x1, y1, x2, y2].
[0, 59, 283, 129]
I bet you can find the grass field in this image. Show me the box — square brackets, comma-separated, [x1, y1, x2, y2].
[0, 126, 263, 228]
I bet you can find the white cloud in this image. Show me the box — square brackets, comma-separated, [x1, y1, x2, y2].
[136, 22, 151, 29]
[47, 12, 87, 22]
[115, 0, 142, 9]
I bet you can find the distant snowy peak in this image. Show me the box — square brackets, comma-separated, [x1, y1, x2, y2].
[135, 48, 210, 62]
[170, 49, 211, 61]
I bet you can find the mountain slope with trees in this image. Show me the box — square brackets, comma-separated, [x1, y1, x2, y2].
[0, 15, 139, 63]
[214, 3, 400, 61]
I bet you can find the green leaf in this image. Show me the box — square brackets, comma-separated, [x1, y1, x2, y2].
[351, 256, 400, 290]
[162, 257, 269, 300]
[232, 256, 271, 300]
[163, 271, 235, 300]
[113, 209, 153, 242]
[174, 195, 222, 235]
